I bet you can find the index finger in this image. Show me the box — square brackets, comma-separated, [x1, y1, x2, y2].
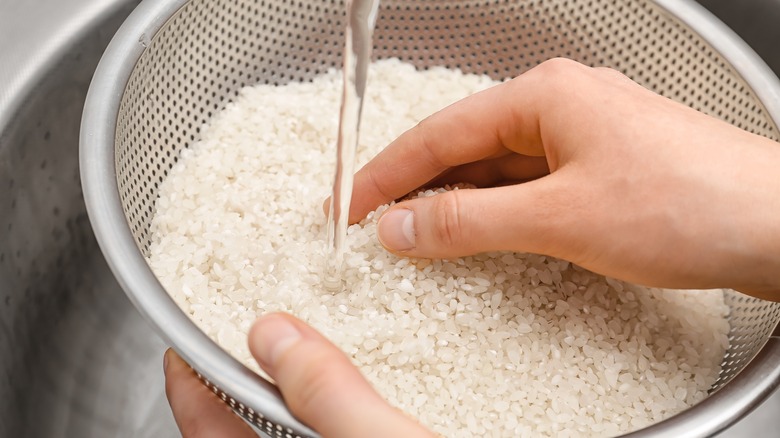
[347, 73, 545, 223]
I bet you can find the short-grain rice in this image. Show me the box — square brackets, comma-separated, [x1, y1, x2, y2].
[148, 59, 730, 437]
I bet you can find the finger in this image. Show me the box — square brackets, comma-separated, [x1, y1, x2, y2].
[376, 177, 573, 259]
[164, 349, 256, 438]
[426, 154, 550, 189]
[327, 155, 549, 217]
[249, 313, 433, 438]
[320, 151, 534, 220]
[346, 71, 551, 223]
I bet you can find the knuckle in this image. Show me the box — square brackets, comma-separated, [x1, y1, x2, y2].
[367, 163, 396, 203]
[432, 191, 464, 249]
[411, 117, 432, 153]
[525, 57, 592, 93]
[413, 116, 449, 170]
[534, 57, 582, 80]
[594, 66, 630, 82]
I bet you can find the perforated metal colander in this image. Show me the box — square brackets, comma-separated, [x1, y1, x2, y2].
[80, 0, 780, 436]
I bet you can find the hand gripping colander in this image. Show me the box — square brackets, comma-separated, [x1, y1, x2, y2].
[81, 0, 780, 436]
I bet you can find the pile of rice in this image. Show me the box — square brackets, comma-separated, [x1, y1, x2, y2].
[148, 59, 730, 437]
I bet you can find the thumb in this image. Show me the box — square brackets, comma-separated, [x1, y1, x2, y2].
[249, 313, 433, 438]
[377, 182, 565, 259]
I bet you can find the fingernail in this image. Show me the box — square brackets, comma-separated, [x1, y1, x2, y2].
[378, 208, 416, 251]
[163, 348, 171, 372]
[256, 315, 302, 368]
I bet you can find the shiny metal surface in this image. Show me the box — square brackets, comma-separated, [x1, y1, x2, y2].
[0, 0, 177, 436]
[696, 0, 780, 75]
[627, 337, 780, 437]
[2, 0, 780, 436]
[80, 0, 780, 437]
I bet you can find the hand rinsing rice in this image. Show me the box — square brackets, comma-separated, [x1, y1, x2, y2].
[147, 59, 730, 437]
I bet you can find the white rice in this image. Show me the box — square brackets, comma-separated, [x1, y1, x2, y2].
[147, 59, 730, 437]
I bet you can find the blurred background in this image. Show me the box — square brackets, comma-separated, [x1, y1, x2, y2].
[0, 0, 778, 436]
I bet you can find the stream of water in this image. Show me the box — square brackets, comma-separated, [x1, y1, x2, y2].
[324, 0, 381, 288]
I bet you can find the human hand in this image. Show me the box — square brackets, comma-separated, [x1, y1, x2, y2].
[164, 313, 434, 438]
[346, 58, 780, 300]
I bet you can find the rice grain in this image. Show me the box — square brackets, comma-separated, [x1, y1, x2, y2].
[148, 59, 730, 437]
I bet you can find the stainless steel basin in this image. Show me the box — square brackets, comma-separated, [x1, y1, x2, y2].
[0, 0, 778, 436]
[696, 0, 780, 74]
[0, 0, 177, 436]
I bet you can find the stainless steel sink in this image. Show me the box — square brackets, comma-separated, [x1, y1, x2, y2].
[0, 0, 176, 436]
[0, 0, 778, 436]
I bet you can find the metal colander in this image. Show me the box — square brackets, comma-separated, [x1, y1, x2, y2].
[81, 0, 780, 436]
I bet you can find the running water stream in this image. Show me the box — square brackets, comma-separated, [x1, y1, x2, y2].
[325, 0, 381, 288]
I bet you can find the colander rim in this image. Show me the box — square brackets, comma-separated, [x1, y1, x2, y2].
[80, 0, 780, 437]
[79, 0, 318, 435]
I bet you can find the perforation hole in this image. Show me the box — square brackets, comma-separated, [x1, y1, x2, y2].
[112, 0, 780, 434]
